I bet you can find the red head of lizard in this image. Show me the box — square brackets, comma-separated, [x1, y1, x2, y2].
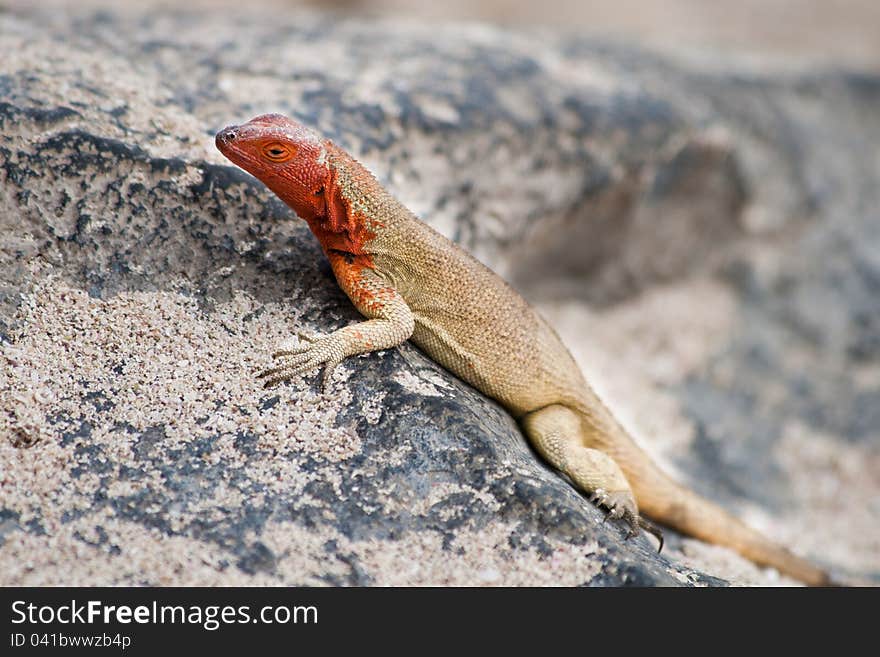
[216, 114, 381, 258]
[215, 113, 329, 222]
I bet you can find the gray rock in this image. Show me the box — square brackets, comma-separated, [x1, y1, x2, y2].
[0, 5, 877, 585]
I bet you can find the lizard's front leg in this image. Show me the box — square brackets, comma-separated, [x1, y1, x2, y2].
[259, 254, 414, 390]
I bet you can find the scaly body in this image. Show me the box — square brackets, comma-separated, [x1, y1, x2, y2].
[216, 114, 832, 585]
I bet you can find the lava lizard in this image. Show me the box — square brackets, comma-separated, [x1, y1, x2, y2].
[216, 113, 833, 585]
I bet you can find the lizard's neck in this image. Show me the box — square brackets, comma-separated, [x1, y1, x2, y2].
[304, 143, 409, 258]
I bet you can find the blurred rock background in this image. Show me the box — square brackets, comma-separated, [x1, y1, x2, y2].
[40, 0, 879, 68]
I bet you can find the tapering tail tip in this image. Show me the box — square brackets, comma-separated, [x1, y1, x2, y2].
[679, 515, 835, 586]
[789, 556, 846, 587]
[783, 556, 838, 587]
[705, 519, 838, 586]
[668, 509, 836, 586]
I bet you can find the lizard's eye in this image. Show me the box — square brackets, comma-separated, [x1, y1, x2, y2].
[261, 142, 295, 163]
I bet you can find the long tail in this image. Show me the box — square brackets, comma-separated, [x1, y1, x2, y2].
[579, 403, 834, 585]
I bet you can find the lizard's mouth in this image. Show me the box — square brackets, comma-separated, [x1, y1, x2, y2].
[215, 126, 256, 173]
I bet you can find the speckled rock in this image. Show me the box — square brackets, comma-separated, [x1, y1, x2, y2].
[0, 5, 877, 586]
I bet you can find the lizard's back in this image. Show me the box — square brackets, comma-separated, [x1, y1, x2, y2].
[373, 207, 590, 418]
[331, 145, 590, 417]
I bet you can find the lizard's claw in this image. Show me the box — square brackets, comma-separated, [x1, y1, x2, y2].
[638, 517, 665, 553]
[257, 332, 345, 392]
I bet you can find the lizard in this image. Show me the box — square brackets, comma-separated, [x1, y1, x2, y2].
[215, 113, 834, 586]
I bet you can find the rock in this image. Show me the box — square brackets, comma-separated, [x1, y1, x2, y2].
[0, 4, 877, 586]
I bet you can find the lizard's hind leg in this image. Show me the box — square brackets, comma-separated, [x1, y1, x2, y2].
[522, 404, 642, 539]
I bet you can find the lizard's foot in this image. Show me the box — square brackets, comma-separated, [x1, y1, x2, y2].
[589, 489, 664, 551]
[590, 489, 639, 538]
[257, 333, 345, 391]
